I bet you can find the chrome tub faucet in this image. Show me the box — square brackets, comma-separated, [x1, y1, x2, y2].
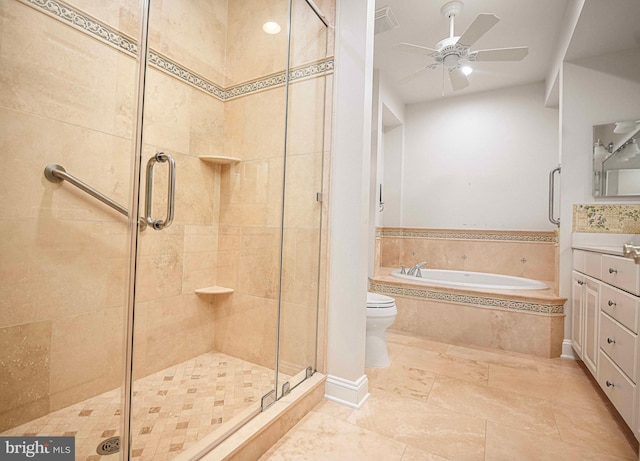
[407, 261, 428, 277]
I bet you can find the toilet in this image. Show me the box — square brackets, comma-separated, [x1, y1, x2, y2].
[365, 292, 398, 368]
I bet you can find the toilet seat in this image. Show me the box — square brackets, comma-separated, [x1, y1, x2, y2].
[367, 292, 395, 308]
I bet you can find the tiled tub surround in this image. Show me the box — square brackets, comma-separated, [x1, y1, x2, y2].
[373, 228, 564, 357]
[377, 228, 559, 291]
[371, 268, 566, 358]
[1, 0, 333, 449]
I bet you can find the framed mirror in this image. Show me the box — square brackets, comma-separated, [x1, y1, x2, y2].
[593, 120, 640, 197]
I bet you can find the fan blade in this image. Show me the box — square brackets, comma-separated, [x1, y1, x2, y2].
[449, 67, 469, 91]
[397, 63, 439, 85]
[393, 42, 438, 57]
[472, 46, 529, 61]
[457, 13, 499, 47]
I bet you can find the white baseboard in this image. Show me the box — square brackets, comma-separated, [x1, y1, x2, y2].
[561, 339, 576, 359]
[324, 374, 370, 409]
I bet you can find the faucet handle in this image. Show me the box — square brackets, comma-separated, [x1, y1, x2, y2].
[400, 264, 406, 274]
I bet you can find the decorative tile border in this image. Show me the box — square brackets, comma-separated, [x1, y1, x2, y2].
[22, 0, 333, 101]
[377, 228, 558, 243]
[369, 282, 565, 315]
[21, 0, 138, 56]
[573, 204, 640, 234]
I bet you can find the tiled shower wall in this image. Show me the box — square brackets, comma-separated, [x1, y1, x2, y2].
[376, 228, 559, 287]
[0, 0, 333, 432]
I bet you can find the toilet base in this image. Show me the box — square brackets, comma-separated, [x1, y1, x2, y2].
[365, 334, 391, 368]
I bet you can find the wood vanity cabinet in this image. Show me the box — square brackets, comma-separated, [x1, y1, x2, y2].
[572, 249, 639, 438]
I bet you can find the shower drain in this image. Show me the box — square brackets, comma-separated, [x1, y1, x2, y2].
[97, 436, 120, 455]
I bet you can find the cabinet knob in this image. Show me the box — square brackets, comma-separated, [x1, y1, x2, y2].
[608, 300, 616, 307]
[606, 380, 615, 388]
[577, 280, 585, 285]
[607, 337, 616, 344]
[609, 268, 618, 274]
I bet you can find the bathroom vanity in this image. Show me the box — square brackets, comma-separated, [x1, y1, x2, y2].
[572, 233, 640, 440]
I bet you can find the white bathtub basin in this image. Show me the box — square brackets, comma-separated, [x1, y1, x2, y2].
[391, 268, 548, 290]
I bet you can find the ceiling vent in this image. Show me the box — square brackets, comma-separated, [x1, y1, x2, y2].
[375, 6, 399, 35]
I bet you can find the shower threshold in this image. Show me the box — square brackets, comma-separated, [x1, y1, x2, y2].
[2, 351, 285, 461]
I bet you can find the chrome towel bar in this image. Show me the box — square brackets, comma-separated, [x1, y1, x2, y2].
[44, 163, 147, 230]
[548, 165, 561, 227]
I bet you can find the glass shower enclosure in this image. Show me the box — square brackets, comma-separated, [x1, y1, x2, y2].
[0, 0, 329, 458]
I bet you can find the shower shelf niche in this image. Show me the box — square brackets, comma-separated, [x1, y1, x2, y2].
[198, 155, 241, 164]
[194, 286, 234, 295]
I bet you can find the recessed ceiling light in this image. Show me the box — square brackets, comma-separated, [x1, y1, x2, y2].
[461, 66, 473, 76]
[262, 22, 281, 34]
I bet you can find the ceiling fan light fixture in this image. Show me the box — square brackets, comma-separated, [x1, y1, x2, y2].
[461, 65, 473, 75]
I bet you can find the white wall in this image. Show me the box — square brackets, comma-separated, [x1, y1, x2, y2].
[325, 0, 375, 408]
[402, 82, 559, 230]
[558, 47, 640, 342]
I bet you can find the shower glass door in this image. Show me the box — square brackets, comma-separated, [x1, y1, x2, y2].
[0, 0, 144, 459]
[128, 0, 292, 457]
[276, 0, 329, 397]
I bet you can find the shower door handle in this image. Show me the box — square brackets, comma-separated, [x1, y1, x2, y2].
[548, 165, 560, 227]
[145, 152, 176, 230]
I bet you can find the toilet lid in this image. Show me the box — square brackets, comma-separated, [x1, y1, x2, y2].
[367, 292, 396, 308]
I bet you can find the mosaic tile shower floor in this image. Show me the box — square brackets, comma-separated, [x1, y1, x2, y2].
[2, 351, 281, 460]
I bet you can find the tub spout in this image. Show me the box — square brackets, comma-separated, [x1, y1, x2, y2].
[407, 261, 428, 277]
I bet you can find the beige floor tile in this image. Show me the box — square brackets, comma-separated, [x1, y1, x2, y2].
[400, 445, 451, 461]
[387, 331, 450, 354]
[311, 399, 354, 421]
[366, 355, 436, 402]
[554, 402, 638, 460]
[428, 375, 560, 438]
[445, 344, 539, 371]
[485, 421, 635, 461]
[346, 389, 486, 461]
[258, 411, 407, 461]
[488, 363, 605, 412]
[394, 347, 489, 384]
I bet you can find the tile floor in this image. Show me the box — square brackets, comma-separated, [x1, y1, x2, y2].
[2, 351, 280, 461]
[260, 331, 640, 461]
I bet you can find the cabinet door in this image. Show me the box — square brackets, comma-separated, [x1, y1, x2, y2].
[571, 271, 585, 358]
[584, 276, 600, 374]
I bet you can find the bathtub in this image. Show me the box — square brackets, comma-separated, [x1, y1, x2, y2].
[391, 268, 548, 290]
[371, 267, 564, 357]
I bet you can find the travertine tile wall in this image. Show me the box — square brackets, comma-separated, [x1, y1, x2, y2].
[213, 0, 331, 374]
[377, 228, 559, 287]
[0, 0, 140, 431]
[0, 0, 333, 432]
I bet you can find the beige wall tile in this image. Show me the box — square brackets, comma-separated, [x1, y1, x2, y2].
[225, 0, 288, 86]
[223, 88, 286, 161]
[149, 0, 227, 85]
[49, 307, 126, 411]
[289, 1, 329, 68]
[278, 301, 317, 371]
[0, 108, 134, 221]
[0, 219, 129, 327]
[0, 321, 51, 432]
[213, 293, 278, 369]
[134, 294, 216, 378]
[286, 78, 327, 156]
[0, 1, 137, 138]
[67, 0, 142, 39]
[283, 153, 323, 229]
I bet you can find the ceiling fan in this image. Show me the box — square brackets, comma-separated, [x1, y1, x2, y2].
[395, 1, 528, 92]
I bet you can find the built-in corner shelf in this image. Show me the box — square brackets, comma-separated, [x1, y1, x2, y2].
[198, 155, 241, 165]
[195, 286, 234, 295]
